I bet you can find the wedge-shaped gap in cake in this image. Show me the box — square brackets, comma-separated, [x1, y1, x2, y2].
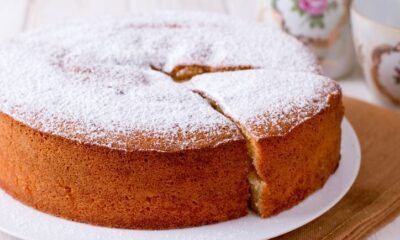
[193, 89, 263, 212]
[150, 64, 254, 82]
[190, 69, 344, 217]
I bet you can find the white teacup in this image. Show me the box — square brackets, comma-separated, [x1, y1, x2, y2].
[351, 0, 400, 107]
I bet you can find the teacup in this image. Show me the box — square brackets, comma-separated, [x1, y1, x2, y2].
[261, 0, 354, 78]
[351, 0, 400, 107]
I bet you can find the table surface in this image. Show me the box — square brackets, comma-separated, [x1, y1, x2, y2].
[0, 0, 398, 239]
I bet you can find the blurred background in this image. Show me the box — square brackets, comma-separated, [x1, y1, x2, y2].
[0, 0, 263, 39]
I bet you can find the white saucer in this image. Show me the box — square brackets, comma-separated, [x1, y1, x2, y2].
[0, 118, 361, 240]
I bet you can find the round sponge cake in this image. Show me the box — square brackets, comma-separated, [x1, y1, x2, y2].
[0, 12, 342, 229]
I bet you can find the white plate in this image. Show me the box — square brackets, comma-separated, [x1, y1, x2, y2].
[0, 118, 361, 240]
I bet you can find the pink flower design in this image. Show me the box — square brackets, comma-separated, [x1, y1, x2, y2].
[299, 0, 328, 16]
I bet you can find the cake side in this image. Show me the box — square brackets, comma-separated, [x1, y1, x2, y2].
[250, 94, 343, 216]
[0, 113, 249, 229]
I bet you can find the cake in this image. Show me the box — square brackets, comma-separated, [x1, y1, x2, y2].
[0, 12, 343, 229]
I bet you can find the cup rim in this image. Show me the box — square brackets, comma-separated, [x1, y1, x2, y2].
[351, 0, 400, 33]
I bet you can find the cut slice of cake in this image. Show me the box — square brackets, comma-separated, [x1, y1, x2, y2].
[190, 69, 344, 216]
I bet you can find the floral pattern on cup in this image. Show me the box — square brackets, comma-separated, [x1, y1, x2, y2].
[272, 0, 350, 47]
[299, 0, 328, 15]
[371, 43, 400, 105]
[293, 0, 338, 29]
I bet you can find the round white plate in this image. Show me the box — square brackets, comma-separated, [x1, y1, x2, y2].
[0, 118, 361, 240]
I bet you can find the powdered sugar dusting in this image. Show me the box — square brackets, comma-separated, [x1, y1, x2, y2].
[190, 70, 341, 139]
[0, 44, 242, 151]
[0, 12, 322, 150]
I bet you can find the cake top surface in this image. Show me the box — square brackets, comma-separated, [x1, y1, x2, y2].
[190, 70, 341, 139]
[0, 12, 323, 151]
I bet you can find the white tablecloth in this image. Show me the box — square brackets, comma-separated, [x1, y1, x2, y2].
[0, 0, 398, 239]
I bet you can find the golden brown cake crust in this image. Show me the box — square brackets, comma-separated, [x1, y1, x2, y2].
[254, 94, 343, 216]
[0, 113, 249, 229]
